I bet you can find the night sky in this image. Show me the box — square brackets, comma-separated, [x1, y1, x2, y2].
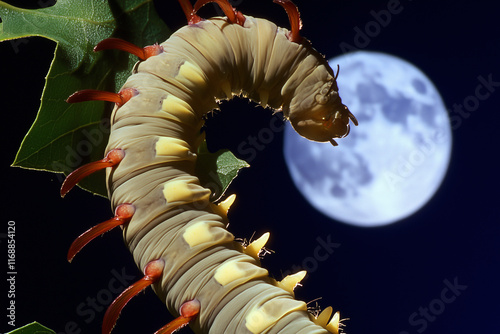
[2, 0, 499, 334]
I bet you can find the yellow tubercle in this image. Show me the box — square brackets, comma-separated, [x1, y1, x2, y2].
[213, 259, 268, 286]
[161, 94, 197, 125]
[163, 180, 211, 204]
[276, 271, 307, 295]
[244, 232, 270, 260]
[245, 298, 307, 334]
[155, 137, 194, 160]
[183, 222, 214, 247]
[176, 61, 208, 90]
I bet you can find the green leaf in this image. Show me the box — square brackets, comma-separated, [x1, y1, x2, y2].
[196, 141, 250, 202]
[6, 322, 56, 334]
[0, 0, 171, 196]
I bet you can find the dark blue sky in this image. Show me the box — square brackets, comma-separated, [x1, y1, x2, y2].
[2, 0, 499, 333]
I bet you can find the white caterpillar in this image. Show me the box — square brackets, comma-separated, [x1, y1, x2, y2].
[62, 0, 357, 333]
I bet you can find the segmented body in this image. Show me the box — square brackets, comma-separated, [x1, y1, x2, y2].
[106, 15, 339, 333]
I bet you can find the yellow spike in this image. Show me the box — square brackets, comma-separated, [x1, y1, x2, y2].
[314, 306, 333, 327]
[277, 270, 307, 295]
[244, 232, 270, 259]
[218, 194, 236, 214]
[326, 311, 341, 334]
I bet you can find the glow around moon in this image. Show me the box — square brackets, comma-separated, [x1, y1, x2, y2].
[284, 51, 452, 227]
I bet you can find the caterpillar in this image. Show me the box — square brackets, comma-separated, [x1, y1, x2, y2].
[60, 0, 357, 333]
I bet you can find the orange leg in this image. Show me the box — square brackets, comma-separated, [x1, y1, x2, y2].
[60, 148, 125, 197]
[177, 0, 202, 24]
[273, 0, 303, 43]
[94, 38, 163, 60]
[102, 259, 165, 334]
[66, 87, 137, 107]
[154, 299, 201, 334]
[193, 0, 245, 25]
[67, 203, 135, 262]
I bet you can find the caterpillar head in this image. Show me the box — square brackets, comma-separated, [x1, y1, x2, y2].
[288, 64, 357, 146]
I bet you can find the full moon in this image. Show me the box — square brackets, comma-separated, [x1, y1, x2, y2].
[284, 51, 452, 227]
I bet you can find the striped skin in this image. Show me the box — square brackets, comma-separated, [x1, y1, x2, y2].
[105, 16, 342, 333]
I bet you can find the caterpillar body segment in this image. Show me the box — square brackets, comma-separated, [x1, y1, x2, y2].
[62, 0, 353, 333]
